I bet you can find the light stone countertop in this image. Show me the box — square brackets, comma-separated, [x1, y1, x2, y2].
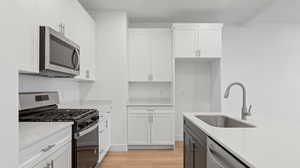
[19, 122, 73, 150]
[183, 112, 300, 168]
[59, 100, 112, 112]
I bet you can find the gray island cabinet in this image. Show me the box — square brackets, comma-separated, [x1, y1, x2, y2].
[184, 118, 207, 168]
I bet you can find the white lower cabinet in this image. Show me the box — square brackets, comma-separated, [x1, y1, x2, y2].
[49, 142, 72, 168]
[32, 142, 71, 168]
[128, 113, 150, 145]
[98, 109, 111, 163]
[128, 107, 175, 148]
[32, 158, 49, 168]
[151, 113, 174, 145]
[20, 126, 72, 168]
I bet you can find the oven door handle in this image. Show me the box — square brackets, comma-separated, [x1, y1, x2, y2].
[76, 123, 98, 139]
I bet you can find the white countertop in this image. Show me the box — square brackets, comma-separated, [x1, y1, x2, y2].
[127, 103, 173, 107]
[184, 112, 300, 168]
[19, 122, 73, 150]
[60, 100, 112, 113]
[127, 98, 173, 107]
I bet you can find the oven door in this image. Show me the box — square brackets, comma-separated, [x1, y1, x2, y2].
[75, 123, 99, 168]
[40, 26, 80, 77]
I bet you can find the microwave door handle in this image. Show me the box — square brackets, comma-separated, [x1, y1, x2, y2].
[74, 49, 80, 70]
[72, 50, 76, 68]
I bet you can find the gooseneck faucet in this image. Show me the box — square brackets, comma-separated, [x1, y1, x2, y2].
[224, 82, 252, 120]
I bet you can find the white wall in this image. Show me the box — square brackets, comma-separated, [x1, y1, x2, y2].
[79, 11, 128, 150]
[19, 75, 81, 103]
[223, 23, 300, 121]
[221, 0, 300, 121]
[0, 0, 19, 167]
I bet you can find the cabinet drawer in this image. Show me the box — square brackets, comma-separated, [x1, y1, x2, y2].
[128, 106, 174, 114]
[20, 127, 72, 168]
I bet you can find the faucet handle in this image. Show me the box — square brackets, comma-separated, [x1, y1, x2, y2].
[248, 104, 252, 116]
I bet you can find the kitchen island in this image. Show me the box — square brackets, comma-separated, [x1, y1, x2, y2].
[184, 112, 300, 168]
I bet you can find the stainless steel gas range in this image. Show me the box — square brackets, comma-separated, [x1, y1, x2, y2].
[19, 92, 99, 168]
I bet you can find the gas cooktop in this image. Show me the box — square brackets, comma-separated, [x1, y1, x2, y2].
[19, 108, 98, 122]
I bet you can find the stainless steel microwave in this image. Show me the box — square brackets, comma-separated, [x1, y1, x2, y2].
[39, 26, 80, 77]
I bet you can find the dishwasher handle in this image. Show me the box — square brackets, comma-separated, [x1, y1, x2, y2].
[207, 144, 226, 168]
[207, 138, 248, 168]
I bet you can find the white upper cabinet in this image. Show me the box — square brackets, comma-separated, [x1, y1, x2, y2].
[173, 23, 223, 58]
[128, 28, 172, 82]
[128, 29, 151, 81]
[17, 0, 39, 73]
[36, 0, 68, 31]
[173, 25, 198, 58]
[72, 2, 96, 81]
[151, 29, 172, 81]
[17, 0, 96, 81]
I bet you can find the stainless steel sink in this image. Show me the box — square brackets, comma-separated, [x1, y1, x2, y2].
[196, 115, 255, 128]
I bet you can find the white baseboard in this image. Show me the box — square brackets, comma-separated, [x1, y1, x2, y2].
[176, 134, 183, 141]
[109, 144, 128, 152]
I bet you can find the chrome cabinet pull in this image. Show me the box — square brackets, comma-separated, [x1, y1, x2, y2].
[148, 74, 153, 81]
[59, 23, 65, 35]
[41, 144, 56, 152]
[195, 49, 201, 56]
[86, 70, 90, 79]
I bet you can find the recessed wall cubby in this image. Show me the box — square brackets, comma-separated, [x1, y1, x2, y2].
[128, 82, 173, 105]
[174, 58, 222, 137]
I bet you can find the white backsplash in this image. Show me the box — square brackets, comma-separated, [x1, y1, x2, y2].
[19, 74, 81, 103]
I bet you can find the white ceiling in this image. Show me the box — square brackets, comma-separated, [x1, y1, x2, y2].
[252, 0, 300, 23]
[79, 0, 276, 23]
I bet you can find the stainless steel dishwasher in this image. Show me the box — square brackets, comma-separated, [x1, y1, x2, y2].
[207, 137, 248, 168]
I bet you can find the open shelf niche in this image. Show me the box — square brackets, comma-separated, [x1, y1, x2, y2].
[174, 58, 222, 137]
[128, 81, 173, 105]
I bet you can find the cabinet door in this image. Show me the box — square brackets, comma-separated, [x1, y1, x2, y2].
[32, 158, 49, 168]
[67, 1, 96, 81]
[99, 122, 106, 155]
[128, 29, 151, 81]
[128, 113, 150, 145]
[184, 131, 193, 168]
[173, 27, 198, 58]
[104, 118, 110, 150]
[184, 127, 207, 168]
[192, 139, 206, 168]
[36, 0, 68, 31]
[17, 0, 39, 73]
[50, 142, 72, 168]
[151, 112, 174, 145]
[150, 29, 172, 81]
[198, 28, 222, 58]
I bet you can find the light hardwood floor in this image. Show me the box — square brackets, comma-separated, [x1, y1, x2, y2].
[99, 142, 183, 168]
